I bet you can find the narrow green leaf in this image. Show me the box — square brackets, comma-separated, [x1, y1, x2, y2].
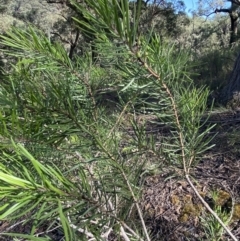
[3, 233, 50, 241]
[58, 201, 72, 241]
[120, 78, 136, 92]
[0, 200, 31, 219]
[0, 171, 32, 188]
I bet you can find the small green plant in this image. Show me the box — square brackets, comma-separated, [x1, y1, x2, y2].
[201, 190, 231, 241]
[201, 206, 229, 241]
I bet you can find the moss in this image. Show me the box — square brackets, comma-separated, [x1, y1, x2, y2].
[214, 190, 231, 207]
[179, 203, 203, 222]
[182, 194, 192, 203]
[170, 194, 180, 206]
[170, 192, 205, 223]
[232, 203, 240, 221]
[179, 213, 189, 222]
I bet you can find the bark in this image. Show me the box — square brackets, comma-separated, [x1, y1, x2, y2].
[229, 11, 239, 44]
[219, 52, 240, 108]
[69, 30, 80, 60]
[215, 8, 239, 45]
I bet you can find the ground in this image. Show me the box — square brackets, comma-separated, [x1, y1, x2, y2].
[140, 108, 240, 240]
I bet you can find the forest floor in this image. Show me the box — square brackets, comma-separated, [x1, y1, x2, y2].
[139, 108, 240, 240]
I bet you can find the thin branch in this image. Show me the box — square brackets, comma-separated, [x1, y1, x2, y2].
[120, 226, 131, 241]
[135, 46, 238, 241]
[121, 170, 151, 241]
[46, 0, 65, 3]
[105, 101, 130, 143]
[205, 10, 218, 18]
[186, 175, 238, 241]
[215, 8, 231, 14]
[120, 221, 145, 241]
[231, 0, 240, 6]
[100, 196, 131, 241]
[51, 31, 71, 44]
[137, 56, 187, 173]
[0, 219, 26, 233]
[95, 139, 151, 241]
[202, 8, 229, 20]
[35, 225, 62, 237]
[69, 30, 80, 60]
[68, 223, 98, 239]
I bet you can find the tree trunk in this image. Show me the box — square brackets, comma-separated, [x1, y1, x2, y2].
[229, 11, 239, 44]
[220, 52, 240, 109]
[214, 1, 240, 45]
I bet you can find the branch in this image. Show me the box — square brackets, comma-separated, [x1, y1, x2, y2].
[69, 30, 80, 60]
[46, 0, 65, 3]
[186, 175, 238, 241]
[215, 8, 231, 14]
[201, 8, 230, 19]
[51, 31, 71, 44]
[136, 46, 238, 241]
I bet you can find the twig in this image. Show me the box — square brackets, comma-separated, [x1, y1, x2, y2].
[137, 50, 238, 241]
[35, 225, 62, 237]
[120, 221, 145, 241]
[120, 226, 131, 241]
[107, 198, 132, 241]
[186, 175, 238, 241]
[64, 217, 98, 240]
[105, 101, 130, 143]
[120, 170, 151, 241]
[96, 139, 151, 241]
[0, 219, 26, 233]
[137, 56, 187, 173]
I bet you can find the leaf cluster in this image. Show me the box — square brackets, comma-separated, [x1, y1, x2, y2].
[0, 0, 216, 240]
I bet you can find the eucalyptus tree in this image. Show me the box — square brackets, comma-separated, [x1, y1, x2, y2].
[195, 0, 240, 108]
[198, 0, 240, 45]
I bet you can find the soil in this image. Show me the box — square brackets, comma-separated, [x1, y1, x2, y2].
[140, 109, 240, 240]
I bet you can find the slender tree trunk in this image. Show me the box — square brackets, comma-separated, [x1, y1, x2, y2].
[214, 7, 239, 45]
[229, 11, 238, 44]
[220, 52, 240, 109]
